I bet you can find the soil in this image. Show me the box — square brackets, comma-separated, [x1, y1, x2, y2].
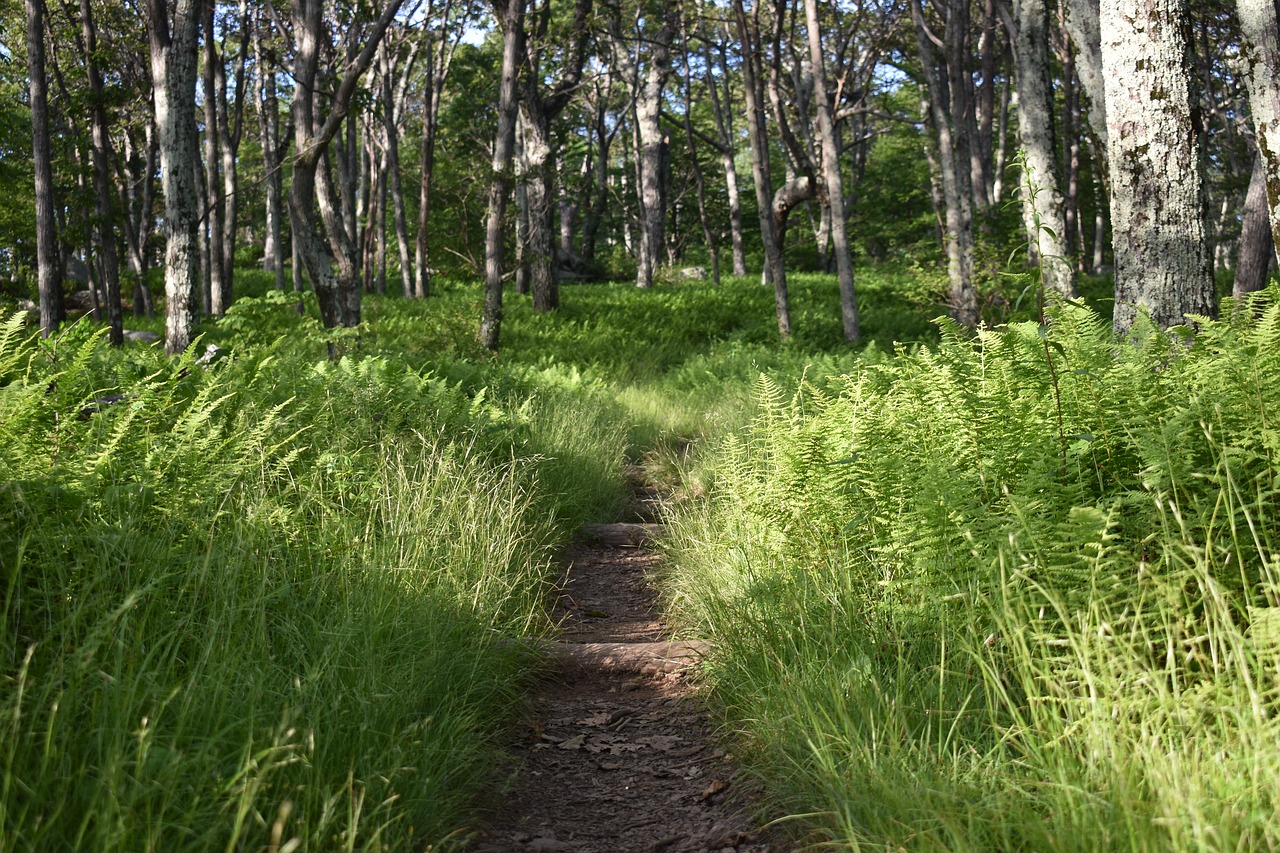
[470, 469, 783, 853]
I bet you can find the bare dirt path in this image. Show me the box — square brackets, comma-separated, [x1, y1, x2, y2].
[471, 469, 781, 853]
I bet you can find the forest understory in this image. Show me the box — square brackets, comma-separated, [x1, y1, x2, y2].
[5, 269, 1280, 851]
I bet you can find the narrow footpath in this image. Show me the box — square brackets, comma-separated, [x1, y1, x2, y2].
[472, 469, 780, 853]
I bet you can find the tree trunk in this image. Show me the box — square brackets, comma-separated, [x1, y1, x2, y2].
[634, 11, 675, 289]
[218, 3, 248, 302]
[288, 0, 404, 332]
[1237, 0, 1280, 266]
[1235, 152, 1275, 296]
[253, 11, 286, 291]
[678, 19, 720, 286]
[1011, 0, 1076, 297]
[1102, 0, 1215, 334]
[913, 0, 979, 327]
[149, 0, 202, 355]
[80, 0, 124, 344]
[480, 0, 524, 350]
[202, 0, 228, 317]
[519, 104, 558, 309]
[27, 0, 62, 338]
[709, 39, 748, 276]
[1065, 0, 1108, 157]
[803, 0, 858, 341]
[117, 125, 157, 316]
[733, 0, 791, 337]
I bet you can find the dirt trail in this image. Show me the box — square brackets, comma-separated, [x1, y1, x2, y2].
[472, 469, 780, 853]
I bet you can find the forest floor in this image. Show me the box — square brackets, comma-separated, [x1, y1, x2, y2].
[471, 467, 784, 853]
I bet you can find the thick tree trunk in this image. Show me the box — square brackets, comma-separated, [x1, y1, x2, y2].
[1102, 0, 1215, 334]
[1235, 153, 1275, 297]
[149, 0, 202, 355]
[733, 0, 791, 337]
[1237, 0, 1280, 266]
[480, 0, 523, 350]
[1011, 0, 1076, 297]
[803, 0, 859, 341]
[27, 0, 62, 338]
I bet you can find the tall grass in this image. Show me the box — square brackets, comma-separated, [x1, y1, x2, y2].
[0, 311, 627, 849]
[661, 293, 1280, 850]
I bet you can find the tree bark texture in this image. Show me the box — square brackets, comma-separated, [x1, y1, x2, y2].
[1065, 0, 1109, 155]
[148, 0, 202, 355]
[1237, 0, 1280, 267]
[1235, 152, 1275, 297]
[27, 0, 63, 338]
[1102, 0, 1215, 334]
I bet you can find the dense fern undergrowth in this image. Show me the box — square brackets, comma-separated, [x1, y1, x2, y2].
[662, 291, 1280, 850]
[9, 265, 1276, 850]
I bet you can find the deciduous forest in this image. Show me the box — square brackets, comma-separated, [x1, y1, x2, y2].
[3, 0, 1280, 848]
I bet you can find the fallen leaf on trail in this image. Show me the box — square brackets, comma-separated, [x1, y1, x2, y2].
[577, 712, 611, 727]
[699, 779, 730, 802]
[638, 734, 681, 752]
[558, 734, 586, 751]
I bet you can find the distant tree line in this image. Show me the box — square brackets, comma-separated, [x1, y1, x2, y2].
[5, 0, 1280, 352]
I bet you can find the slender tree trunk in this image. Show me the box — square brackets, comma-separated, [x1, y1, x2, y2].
[202, 0, 228, 317]
[803, 0, 858, 341]
[289, 0, 405, 332]
[149, 0, 202, 355]
[678, 22, 720, 285]
[709, 39, 747, 276]
[1235, 152, 1275, 296]
[1011, 0, 1076, 296]
[1102, 0, 1215, 334]
[27, 0, 62, 338]
[254, 14, 286, 291]
[634, 11, 675, 289]
[913, 0, 979, 326]
[218, 3, 248, 302]
[734, 0, 791, 337]
[380, 54, 413, 297]
[1237, 0, 1280, 265]
[80, 0, 123, 343]
[480, 0, 523, 350]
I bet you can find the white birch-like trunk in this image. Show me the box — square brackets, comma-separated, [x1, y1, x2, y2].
[1012, 0, 1076, 297]
[803, 0, 859, 341]
[1102, 0, 1215, 334]
[148, 0, 201, 355]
